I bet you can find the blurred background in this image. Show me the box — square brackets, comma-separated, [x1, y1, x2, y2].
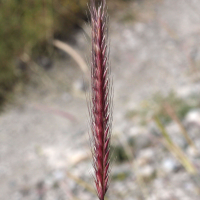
[1, 0, 200, 199]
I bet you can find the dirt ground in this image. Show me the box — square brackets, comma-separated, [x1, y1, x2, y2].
[1, 0, 200, 199]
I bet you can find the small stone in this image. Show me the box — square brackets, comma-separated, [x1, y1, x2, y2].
[185, 110, 200, 126]
[148, 121, 160, 136]
[52, 170, 65, 181]
[174, 136, 188, 149]
[184, 182, 196, 193]
[135, 133, 152, 150]
[134, 23, 145, 33]
[138, 165, 156, 182]
[68, 150, 89, 165]
[162, 158, 180, 173]
[186, 146, 199, 158]
[128, 127, 152, 150]
[36, 56, 53, 70]
[128, 126, 145, 137]
[73, 79, 87, 92]
[137, 148, 154, 166]
[20, 186, 30, 196]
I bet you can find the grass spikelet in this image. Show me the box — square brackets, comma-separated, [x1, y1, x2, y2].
[89, 0, 112, 199]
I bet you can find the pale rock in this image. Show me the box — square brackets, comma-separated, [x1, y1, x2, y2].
[42, 146, 68, 168]
[137, 148, 154, 166]
[128, 126, 146, 137]
[185, 109, 200, 126]
[128, 127, 152, 150]
[138, 165, 156, 182]
[134, 23, 145, 33]
[73, 79, 86, 92]
[52, 169, 65, 181]
[68, 150, 90, 166]
[162, 158, 180, 173]
[186, 146, 199, 158]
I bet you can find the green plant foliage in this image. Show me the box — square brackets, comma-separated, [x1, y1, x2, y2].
[120, 12, 136, 22]
[0, 0, 88, 107]
[152, 92, 197, 124]
[133, 91, 199, 125]
[111, 144, 129, 163]
[111, 171, 130, 181]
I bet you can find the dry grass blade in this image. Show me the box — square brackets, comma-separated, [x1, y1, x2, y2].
[154, 116, 197, 175]
[61, 180, 81, 200]
[163, 103, 197, 151]
[53, 39, 89, 75]
[67, 172, 96, 195]
[114, 132, 148, 199]
[67, 172, 109, 200]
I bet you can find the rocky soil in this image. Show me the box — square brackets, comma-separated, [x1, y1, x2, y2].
[1, 0, 200, 199]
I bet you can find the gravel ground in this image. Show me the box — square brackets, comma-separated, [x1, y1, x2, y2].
[1, 0, 200, 199]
